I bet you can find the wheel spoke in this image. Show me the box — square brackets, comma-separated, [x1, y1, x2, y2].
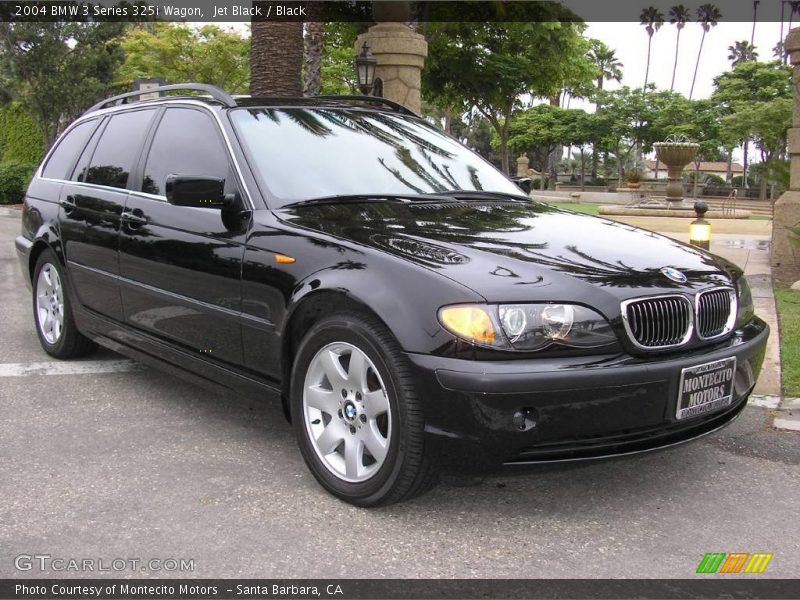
[344, 437, 363, 479]
[364, 390, 390, 416]
[320, 349, 348, 388]
[346, 350, 368, 391]
[305, 385, 338, 415]
[315, 421, 346, 455]
[362, 424, 388, 463]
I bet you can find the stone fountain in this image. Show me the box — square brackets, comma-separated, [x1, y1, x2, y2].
[653, 135, 699, 208]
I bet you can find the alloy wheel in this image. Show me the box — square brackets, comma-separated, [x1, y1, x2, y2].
[302, 342, 392, 483]
[35, 263, 64, 345]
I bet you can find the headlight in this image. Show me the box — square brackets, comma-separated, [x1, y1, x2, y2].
[735, 275, 754, 328]
[439, 303, 618, 351]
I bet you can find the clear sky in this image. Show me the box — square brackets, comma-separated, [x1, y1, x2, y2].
[583, 21, 787, 101]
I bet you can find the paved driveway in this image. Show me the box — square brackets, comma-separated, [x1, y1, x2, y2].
[0, 215, 798, 579]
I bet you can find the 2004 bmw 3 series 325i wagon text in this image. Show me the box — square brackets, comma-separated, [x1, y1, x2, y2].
[16, 84, 768, 506]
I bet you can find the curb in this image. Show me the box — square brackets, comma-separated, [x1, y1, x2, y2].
[0, 207, 22, 218]
[749, 395, 800, 431]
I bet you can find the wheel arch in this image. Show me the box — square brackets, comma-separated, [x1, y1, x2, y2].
[280, 289, 394, 416]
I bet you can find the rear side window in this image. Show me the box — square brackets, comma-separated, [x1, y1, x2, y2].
[84, 109, 156, 190]
[41, 119, 96, 180]
[142, 108, 229, 196]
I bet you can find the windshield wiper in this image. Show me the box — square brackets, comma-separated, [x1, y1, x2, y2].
[425, 189, 530, 203]
[282, 193, 454, 208]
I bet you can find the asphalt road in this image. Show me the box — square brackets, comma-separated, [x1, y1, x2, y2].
[0, 214, 798, 579]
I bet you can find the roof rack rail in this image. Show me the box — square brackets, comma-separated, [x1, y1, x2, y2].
[314, 95, 419, 117]
[85, 83, 236, 114]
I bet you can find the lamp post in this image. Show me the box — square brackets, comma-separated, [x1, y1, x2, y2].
[355, 42, 377, 96]
[689, 201, 711, 250]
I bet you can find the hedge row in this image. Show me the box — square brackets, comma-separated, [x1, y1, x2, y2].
[0, 161, 36, 205]
[0, 103, 45, 164]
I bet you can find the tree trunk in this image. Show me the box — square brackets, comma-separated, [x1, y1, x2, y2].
[689, 30, 706, 100]
[693, 161, 701, 199]
[250, 22, 304, 96]
[743, 139, 750, 188]
[644, 34, 652, 90]
[726, 150, 733, 184]
[580, 148, 586, 191]
[670, 28, 681, 91]
[303, 22, 324, 97]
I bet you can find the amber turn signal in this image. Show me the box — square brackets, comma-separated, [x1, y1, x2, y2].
[275, 254, 296, 264]
[439, 305, 496, 345]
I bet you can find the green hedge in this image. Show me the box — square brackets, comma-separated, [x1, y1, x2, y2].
[0, 161, 36, 205]
[0, 103, 45, 165]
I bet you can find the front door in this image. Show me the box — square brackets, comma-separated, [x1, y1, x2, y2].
[118, 106, 248, 366]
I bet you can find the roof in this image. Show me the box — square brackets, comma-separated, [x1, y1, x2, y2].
[644, 159, 744, 174]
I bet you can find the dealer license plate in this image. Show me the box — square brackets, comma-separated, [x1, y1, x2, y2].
[676, 357, 737, 420]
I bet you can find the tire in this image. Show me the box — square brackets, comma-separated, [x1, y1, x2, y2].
[290, 312, 437, 506]
[32, 249, 97, 359]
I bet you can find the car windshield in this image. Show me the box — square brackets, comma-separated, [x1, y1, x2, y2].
[231, 107, 523, 207]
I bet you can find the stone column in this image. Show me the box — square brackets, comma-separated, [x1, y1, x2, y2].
[516, 154, 530, 178]
[355, 23, 427, 114]
[773, 27, 800, 285]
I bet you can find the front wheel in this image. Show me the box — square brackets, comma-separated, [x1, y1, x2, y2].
[290, 313, 437, 506]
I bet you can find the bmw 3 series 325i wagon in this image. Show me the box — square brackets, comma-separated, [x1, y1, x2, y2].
[15, 84, 769, 506]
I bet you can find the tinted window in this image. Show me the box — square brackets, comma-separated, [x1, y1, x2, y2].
[142, 108, 229, 196]
[231, 108, 523, 207]
[71, 122, 104, 182]
[41, 119, 96, 180]
[85, 110, 155, 190]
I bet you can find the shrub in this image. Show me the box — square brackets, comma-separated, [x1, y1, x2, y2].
[0, 103, 45, 164]
[0, 161, 36, 205]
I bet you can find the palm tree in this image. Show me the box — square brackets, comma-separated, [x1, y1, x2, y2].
[669, 5, 691, 91]
[690, 4, 722, 99]
[727, 40, 758, 66]
[250, 22, 304, 96]
[589, 40, 623, 92]
[640, 6, 665, 90]
[303, 22, 324, 97]
[773, 40, 786, 61]
[588, 41, 622, 181]
[751, 0, 760, 44]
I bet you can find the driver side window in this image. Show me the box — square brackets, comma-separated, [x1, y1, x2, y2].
[142, 108, 231, 197]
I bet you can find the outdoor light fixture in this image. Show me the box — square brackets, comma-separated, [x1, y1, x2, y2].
[355, 42, 377, 95]
[689, 201, 711, 250]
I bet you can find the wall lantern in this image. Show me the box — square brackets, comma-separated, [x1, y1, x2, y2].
[689, 201, 711, 250]
[355, 42, 377, 96]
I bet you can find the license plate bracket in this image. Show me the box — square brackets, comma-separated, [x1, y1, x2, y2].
[676, 357, 737, 420]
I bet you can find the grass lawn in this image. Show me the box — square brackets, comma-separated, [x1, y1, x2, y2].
[775, 287, 800, 397]
[545, 201, 771, 221]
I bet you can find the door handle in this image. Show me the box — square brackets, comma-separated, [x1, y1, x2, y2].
[60, 196, 76, 214]
[121, 208, 148, 229]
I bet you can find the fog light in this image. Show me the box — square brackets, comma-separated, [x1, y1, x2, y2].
[690, 201, 711, 250]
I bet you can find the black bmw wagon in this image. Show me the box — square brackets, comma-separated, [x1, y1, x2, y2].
[15, 84, 768, 506]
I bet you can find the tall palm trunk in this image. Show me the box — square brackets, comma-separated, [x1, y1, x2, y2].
[250, 22, 304, 96]
[303, 22, 324, 97]
[689, 29, 707, 100]
[591, 78, 603, 181]
[644, 34, 653, 89]
[670, 28, 682, 91]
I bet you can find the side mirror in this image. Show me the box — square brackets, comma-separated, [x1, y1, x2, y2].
[165, 175, 231, 208]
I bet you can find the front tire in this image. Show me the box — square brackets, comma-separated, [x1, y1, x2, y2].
[290, 312, 437, 506]
[32, 250, 97, 359]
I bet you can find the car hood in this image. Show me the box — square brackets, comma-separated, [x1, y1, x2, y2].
[277, 200, 737, 307]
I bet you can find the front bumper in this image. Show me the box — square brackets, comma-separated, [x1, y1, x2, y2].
[408, 317, 769, 472]
[15, 235, 33, 291]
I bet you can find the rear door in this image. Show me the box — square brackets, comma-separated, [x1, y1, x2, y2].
[58, 108, 157, 321]
[118, 106, 248, 366]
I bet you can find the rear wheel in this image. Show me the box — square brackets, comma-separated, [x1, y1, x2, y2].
[32, 250, 97, 359]
[290, 312, 437, 506]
